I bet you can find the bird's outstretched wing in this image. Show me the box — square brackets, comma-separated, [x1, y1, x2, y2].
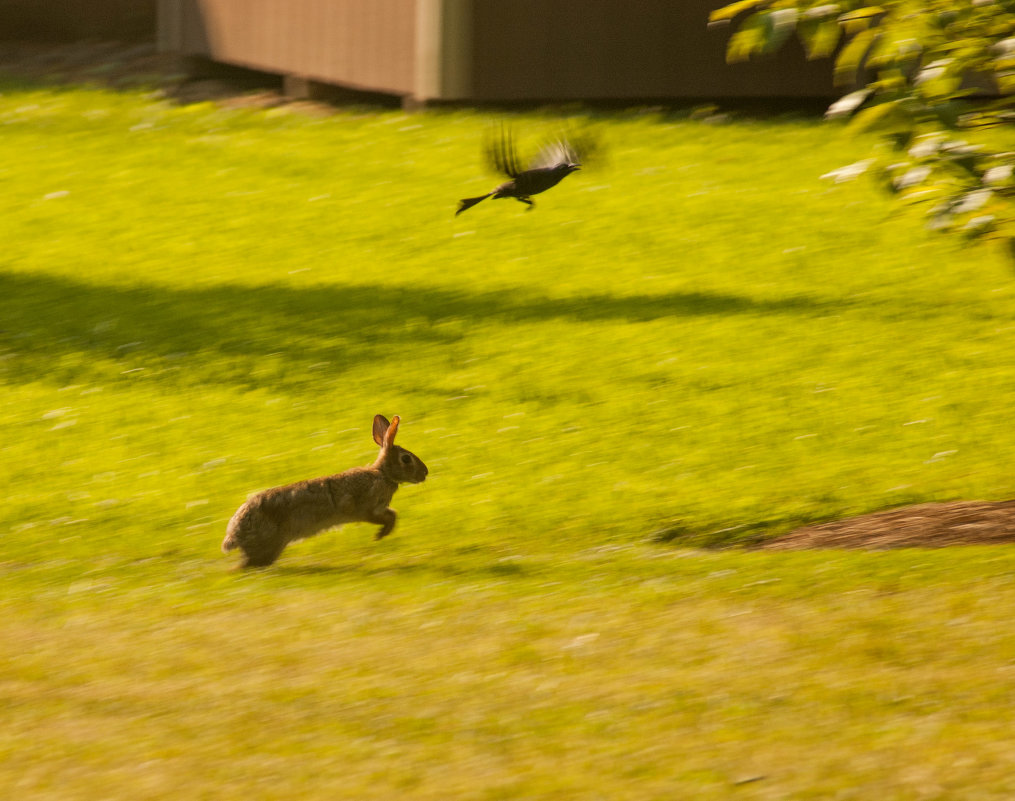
[530, 129, 602, 170]
[478, 124, 603, 180]
[485, 126, 522, 179]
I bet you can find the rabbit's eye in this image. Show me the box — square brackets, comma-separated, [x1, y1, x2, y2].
[400, 454, 412, 465]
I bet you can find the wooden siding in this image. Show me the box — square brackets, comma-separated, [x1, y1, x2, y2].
[160, 0, 417, 96]
[159, 0, 836, 103]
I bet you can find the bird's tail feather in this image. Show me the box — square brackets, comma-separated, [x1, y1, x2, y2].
[456, 194, 491, 216]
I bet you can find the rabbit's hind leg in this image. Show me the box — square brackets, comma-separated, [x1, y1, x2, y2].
[232, 514, 288, 568]
[238, 533, 287, 568]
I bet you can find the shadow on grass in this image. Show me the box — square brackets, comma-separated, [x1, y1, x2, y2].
[1, 269, 832, 387]
[651, 508, 857, 549]
[268, 559, 529, 579]
[651, 519, 793, 549]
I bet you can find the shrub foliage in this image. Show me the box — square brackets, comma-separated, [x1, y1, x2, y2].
[711, 0, 1015, 252]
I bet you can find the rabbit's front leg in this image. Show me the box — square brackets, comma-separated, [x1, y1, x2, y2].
[370, 507, 397, 540]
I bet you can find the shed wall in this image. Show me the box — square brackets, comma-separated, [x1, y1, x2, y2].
[159, 0, 836, 103]
[159, 0, 417, 96]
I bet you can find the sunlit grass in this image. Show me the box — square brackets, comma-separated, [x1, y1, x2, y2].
[4, 82, 1015, 799]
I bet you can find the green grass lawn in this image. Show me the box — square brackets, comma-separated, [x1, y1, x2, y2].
[4, 80, 1015, 799]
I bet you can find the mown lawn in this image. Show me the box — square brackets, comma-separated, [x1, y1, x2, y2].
[3, 81, 1015, 799]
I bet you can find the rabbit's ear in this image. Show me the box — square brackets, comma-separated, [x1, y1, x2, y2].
[383, 415, 401, 449]
[372, 415, 391, 446]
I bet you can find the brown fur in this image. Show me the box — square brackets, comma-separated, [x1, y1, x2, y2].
[222, 414, 427, 567]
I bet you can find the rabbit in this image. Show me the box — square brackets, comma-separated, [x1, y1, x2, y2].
[222, 414, 428, 567]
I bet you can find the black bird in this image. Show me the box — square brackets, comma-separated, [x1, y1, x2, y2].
[456, 128, 594, 216]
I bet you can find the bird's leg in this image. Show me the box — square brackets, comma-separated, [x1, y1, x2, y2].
[517, 197, 534, 210]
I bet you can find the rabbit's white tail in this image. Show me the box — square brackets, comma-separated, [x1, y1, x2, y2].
[222, 511, 242, 552]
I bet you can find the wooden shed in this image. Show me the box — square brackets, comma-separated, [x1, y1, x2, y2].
[157, 0, 837, 105]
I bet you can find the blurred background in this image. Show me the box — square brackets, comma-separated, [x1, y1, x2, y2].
[1, 0, 836, 105]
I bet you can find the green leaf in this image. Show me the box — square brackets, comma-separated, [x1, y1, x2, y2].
[894, 165, 932, 190]
[847, 99, 914, 136]
[835, 27, 879, 85]
[803, 4, 842, 22]
[799, 18, 843, 59]
[839, 6, 886, 35]
[961, 214, 996, 240]
[838, 5, 886, 20]
[727, 13, 769, 63]
[825, 88, 873, 119]
[995, 71, 1015, 93]
[917, 72, 963, 100]
[709, 0, 770, 24]
[953, 188, 992, 214]
[763, 9, 799, 54]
